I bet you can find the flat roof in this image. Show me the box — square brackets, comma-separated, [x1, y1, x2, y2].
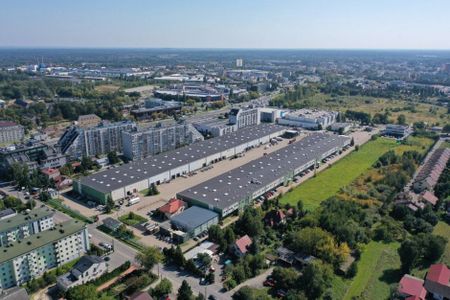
[177, 133, 350, 211]
[0, 207, 54, 233]
[170, 206, 218, 230]
[0, 220, 86, 264]
[79, 124, 285, 194]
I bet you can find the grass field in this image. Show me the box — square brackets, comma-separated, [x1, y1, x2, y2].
[118, 212, 147, 226]
[340, 241, 401, 300]
[433, 221, 450, 266]
[280, 138, 398, 210]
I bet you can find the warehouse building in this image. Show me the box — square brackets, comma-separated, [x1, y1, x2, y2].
[177, 133, 350, 217]
[170, 206, 219, 239]
[74, 124, 286, 204]
[278, 109, 338, 129]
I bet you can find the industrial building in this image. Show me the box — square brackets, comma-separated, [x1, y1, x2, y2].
[130, 99, 182, 120]
[170, 206, 219, 238]
[278, 109, 338, 129]
[122, 123, 204, 160]
[0, 219, 89, 290]
[384, 124, 412, 138]
[177, 133, 351, 217]
[74, 124, 286, 204]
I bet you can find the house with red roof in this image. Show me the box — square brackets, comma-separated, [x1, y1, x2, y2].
[41, 168, 61, 180]
[424, 264, 450, 300]
[232, 235, 252, 257]
[398, 274, 427, 300]
[158, 198, 186, 219]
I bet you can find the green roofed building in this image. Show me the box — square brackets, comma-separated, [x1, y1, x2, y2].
[0, 219, 90, 290]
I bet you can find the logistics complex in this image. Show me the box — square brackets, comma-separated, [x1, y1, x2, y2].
[177, 133, 351, 217]
[74, 124, 286, 203]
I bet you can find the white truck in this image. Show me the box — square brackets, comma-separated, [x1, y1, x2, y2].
[127, 196, 140, 206]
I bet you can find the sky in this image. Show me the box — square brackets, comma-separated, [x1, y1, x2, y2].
[1, 0, 450, 49]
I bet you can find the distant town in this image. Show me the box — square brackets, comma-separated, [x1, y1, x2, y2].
[0, 49, 449, 300]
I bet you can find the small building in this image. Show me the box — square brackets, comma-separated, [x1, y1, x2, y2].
[170, 206, 219, 238]
[77, 114, 101, 128]
[103, 217, 122, 232]
[384, 124, 412, 138]
[278, 109, 338, 130]
[264, 209, 286, 227]
[232, 235, 252, 257]
[420, 191, 438, 207]
[398, 274, 427, 300]
[127, 291, 154, 300]
[330, 122, 352, 134]
[57, 255, 108, 291]
[158, 198, 187, 219]
[424, 264, 450, 300]
[41, 168, 61, 181]
[0, 208, 16, 220]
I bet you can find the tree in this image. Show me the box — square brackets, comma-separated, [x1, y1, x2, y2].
[443, 124, 450, 133]
[107, 151, 120, 164]
[105, 196, 114, 213]
[59, 163, 74, 176]
[66, 285, 99, 300]
[298, 261, 333, 300]
[151, 278, 172, 299]
[177, 280, 193, 300]
[397, 114, 407, 125]
[135, 246, 163, 271]
[235, 207, 264, 237]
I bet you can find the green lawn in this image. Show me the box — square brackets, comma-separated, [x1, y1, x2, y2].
[433, 221, 450, 266]
[280, 138, 398, 210]
[118, 212, 147, 226]
[342, 241, 400, 300]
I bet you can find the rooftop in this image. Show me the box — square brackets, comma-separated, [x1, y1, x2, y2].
[0, 219, 86, 264]
[170, 206, 218, 230]
[79, 124, 285, 193]
[177, 132, 350, 211]
[398, 274, 427, 299]
[0, 207, 54, 233]
[426, 264, 450, 285]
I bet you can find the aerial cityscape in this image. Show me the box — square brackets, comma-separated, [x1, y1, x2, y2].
[0, 1, 449, 300]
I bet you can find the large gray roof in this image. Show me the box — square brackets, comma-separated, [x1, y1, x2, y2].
[79, 124, 285, 194]
[170, 206, 218, 230]
[177, 133, 350, 210]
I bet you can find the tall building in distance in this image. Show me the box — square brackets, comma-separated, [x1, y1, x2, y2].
[236, 58, 243, 68]
[122, 123, 204, 160]
[0, 121, 24, 144]
[0, 210, 90, 290]
[58, 121, 137, 158]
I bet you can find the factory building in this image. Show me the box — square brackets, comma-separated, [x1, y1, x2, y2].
[122, 123, 204, 160]
[278, 109, 338, 130]
[74, 124, 286, 204]
[177, 133, 351, 218]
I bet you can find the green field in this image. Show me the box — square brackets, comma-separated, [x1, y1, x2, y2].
[433, 222, 450, 266]
[280, 138, 398, 210]
[118, 212, 147, 226]
[340, 241, 401, 300]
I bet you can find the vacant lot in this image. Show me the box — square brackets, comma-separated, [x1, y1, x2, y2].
[95, 84, 120, 93]
[341, 241, 401, 300]
[280, 138, 398, 210]
[119, 212, 147, 226]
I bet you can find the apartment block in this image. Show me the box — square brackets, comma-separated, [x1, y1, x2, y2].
[0, 220, 89, 290]
[0, 122, 24, 144]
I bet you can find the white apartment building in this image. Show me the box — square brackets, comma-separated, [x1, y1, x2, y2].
[122, 124, 204, 160]
[0, 122, 24, 144]
[0, 208, 54, 247]
[278, 109, 338, 129]
[0, 220, 89, 290]
[229, 108, 260, 129]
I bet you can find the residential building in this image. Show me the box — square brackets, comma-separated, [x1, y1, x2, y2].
[122, 124, 203, 160]
[0, 100, 6, 109]
[233, 235, 252, 257]
[229, 108, 260, 129]
[127, 291, 154, 300]
[264, 209, 287, 227]
[170, 206, 219, 238]
[41, 168, 61, 181]
[236, 59, 243, 68]
[57, 255, 108, 291]
[398, 274, 427, 300]
[0, 287, 29, 300]
[0, 207, 54, 247]
[58, 121, 137, 158]
[413, 148, 450, 193]
[278, 109, 338, 130]
[102, 217, 122, 232]
[0, 220, 90, 290]
[77, 114, 101, 128]
[158, 198, 187, 219]
[384, 124, 412, 138]
[0, 121, 24, 144]
[424, 264, 450, 300]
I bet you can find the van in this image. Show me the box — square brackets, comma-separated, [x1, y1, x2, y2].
[127, 196, 140, 206]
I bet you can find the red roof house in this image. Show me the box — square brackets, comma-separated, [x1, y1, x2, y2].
[264, 209, 286, 227]
[420, 191, 438, 206]
[158, 198, 186, 219]
[233, 235, 252, 257]
[424, 264, 450, 299]
[398, 274, 427, 300]
[40, 168, 61, 180]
